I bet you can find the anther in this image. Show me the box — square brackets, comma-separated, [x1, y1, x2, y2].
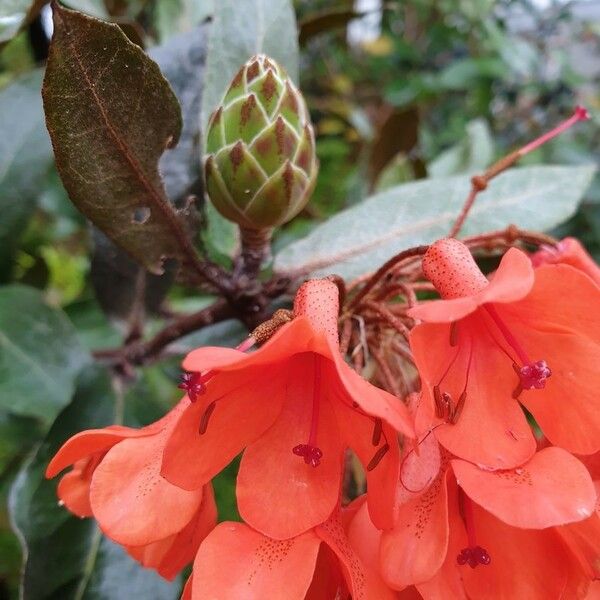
[372, 418, 383, 446]
[198, 402, 216, 435]
[367, 443, 390, 471]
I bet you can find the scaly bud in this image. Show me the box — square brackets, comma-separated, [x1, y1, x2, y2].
[204, 55, 318, 230]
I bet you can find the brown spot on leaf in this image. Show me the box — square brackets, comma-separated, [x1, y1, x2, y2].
[209, 106, 222, 128]
[246, 60, 260, 82]
[240, 94, 257, 127]
[282, 161, 293, 200]
[282, 81, 298, 113]
[229, 142, 244, 171]
[261, 69, 277, 101]
[254, 136, 272, 157]
[230, 67, 244, 90]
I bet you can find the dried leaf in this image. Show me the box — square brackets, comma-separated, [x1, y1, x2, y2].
[43, 4, 201, 276]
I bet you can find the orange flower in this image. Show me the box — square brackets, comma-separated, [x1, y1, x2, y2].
[531, 237, 600, 286]
[46, 400, 216, 580]
[182, 507, 395, 600]
[409, 238, 600, 468]
[162, 279, 414, 539]
[376, 423, 597, 598]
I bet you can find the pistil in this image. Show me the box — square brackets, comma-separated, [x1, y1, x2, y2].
[457, 490, 491, 569]
[292, 357, 324, 467]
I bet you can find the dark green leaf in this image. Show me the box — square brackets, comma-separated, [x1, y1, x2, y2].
[9, 366, 181, 600]
[274, 165, 596, 279]
[0, 285, 90, 423]
[43, 4, 201, 276]
[0, 69, 53, 277]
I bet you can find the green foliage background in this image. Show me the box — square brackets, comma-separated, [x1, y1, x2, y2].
[0, 0, 598, 598]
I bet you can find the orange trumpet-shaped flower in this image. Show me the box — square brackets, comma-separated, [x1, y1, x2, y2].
[161, 279, 414, 539]
[409, 238, 600, 469]
[377, 422, 597, 599]
[46, 400, 216, 580]
[531, 237, 600, 286]
[182, 507, 395, 600]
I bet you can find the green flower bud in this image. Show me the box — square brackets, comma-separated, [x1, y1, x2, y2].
[204, 54, 318, 230]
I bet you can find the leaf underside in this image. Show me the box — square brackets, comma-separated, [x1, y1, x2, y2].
[274, 165, 596, 279]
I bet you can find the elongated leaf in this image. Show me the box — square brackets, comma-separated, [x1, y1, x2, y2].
[274, 165, 596, 279]
[43, 4, 200, 276]
[0, 69, 53, 277]
[9, 367, 180, 600]
[90, 25, 209, 322]
[200, 0, 299, 258]
[0, 285, 90, 423]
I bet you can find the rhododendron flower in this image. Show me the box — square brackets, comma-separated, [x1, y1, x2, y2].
[162, 279, 414, 539]
[557, 451, 600, 583]
[531, 237, 600, 286]
[46, 400, 216, 579]
[377, 420, 597, 599]
[182, 508, 395, 599]
[409, 238, 600, 468]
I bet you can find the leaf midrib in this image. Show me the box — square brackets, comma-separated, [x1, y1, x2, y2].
[276, 174, 583, 275]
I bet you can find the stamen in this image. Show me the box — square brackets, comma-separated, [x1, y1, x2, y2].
[367, 443, 390, 471]
[484, 304, 551, 397]
[198, 402, 216, 435]
[457, 490, 491, 569]
[292, 357, 324, 467]
[372, 418, 383, 446]
[517, 106, 589, 157]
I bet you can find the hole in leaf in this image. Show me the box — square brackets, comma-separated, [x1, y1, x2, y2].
[132, 206, 151, 224]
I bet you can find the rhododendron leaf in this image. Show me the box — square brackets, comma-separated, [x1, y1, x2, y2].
[0, 285, 90, 423]
[200, 0, 299, 258]
[0, 70, 52, 276]
[274, 165, 595, 279]
[9, 367, 181, 599]
[43, 3, 201, 276]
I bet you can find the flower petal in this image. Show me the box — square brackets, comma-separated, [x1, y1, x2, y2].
[56, 460, 93, 517]
[318, 511, 397, 600]
[190, 522, 320, 600]
[126, 484, 217, 580]
[46, 426, 152, 478]
[380, 469, 450, 587]
[331, 353, 414, 438]
[415, 476, 469, 600]
[452, 447, 596, 528]
[461, 503, 582, 600]
[183, 317, 325, 373]
[411, 321, 536, 469]
[330, 394, 399, 530]
[237, 355, 343, 539]
[477, 247, 534, 305]
[408, 296, 478, 323]
[90, 427, 203, 546]
[162, 366, 284, 491]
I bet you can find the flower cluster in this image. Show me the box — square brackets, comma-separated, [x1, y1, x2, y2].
[47, 238, 600, 598]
